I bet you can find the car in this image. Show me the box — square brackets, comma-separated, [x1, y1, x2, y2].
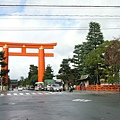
[50, 84, 62, 92]
[18, 86, 23, 91]
[45, 84, 51, 91]
[28, 86, 34, 90]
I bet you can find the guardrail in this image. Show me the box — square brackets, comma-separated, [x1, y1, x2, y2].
[76, 84, 120, 92]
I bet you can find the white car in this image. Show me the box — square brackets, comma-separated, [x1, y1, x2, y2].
[18, 86, 23, 91]
[50, 84, 62, 92]
[46, 84, 51, 91]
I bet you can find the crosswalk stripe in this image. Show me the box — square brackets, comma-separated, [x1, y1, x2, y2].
[25, 93, 30, 95]
[0, 92, 70, 97]
[1, 94, 4, 96]
[13, 93, 18, 95]
[19, 93, 24, 95]
[7, 93, 11, 96]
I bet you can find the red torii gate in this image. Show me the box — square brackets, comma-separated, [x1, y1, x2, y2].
[0, 42, 57, 84]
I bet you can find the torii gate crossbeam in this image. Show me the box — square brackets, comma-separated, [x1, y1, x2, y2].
[0, 42, 57, 84]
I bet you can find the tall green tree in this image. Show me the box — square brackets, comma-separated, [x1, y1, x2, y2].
[43, 64, 54, 80]
[86, 22, 104, 50]
[72, 22, 104, 79]
[85, 22, 104, 84]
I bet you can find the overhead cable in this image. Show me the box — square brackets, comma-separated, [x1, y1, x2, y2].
[0, 27, 119, 31]
[0, 5, 120, 8]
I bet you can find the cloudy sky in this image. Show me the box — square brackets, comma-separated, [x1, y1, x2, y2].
[0, 0, 120, 80]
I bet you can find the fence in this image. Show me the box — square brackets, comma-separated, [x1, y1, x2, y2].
[76, 84, 120, 92]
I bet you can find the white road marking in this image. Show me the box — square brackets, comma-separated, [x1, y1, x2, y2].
[7, 93, 11, 96]
[72, 99, 92, 102]
[25, 93, 30, 95]
[0, 91, 71, 97]
[44, 92, 49, 94]
[1, 94, 4, 96]
[19, 93, 24, 95]
[13, 93, 18, 95]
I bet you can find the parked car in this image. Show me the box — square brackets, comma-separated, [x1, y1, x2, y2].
[44, 84, 52, 91]
[18, 86, 23, 91]
[50, 84, 62, 92]
[28, 86, 34, 90]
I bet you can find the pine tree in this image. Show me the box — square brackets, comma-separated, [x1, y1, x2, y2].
[57, 59, 71, 82]
[28, 65, 38, 80]
[85, 22, 104, 84]
[28, 65, 38, 85]
[43, 64, 54, 80]
[86, 22, 104, 50]
[72, 44, 87, 77]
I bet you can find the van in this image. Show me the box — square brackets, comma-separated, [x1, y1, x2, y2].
[34, 82, 44, 91]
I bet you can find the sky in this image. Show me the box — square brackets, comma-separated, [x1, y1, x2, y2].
[0, 0, 120, 80]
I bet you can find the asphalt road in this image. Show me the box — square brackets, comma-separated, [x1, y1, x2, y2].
[0, 90, 119, 120]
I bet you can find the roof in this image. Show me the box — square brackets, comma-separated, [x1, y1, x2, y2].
[44, 79, 55, 83]
[10, 79, 18, 82]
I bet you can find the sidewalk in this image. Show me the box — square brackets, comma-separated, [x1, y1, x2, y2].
[74, 90, 120, 94]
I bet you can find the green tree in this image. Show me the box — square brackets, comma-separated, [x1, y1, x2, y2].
[57, 59, 72, 84]
[72, 44, 83, 76]
[72, 22, 104, 83]
[28, 64, 38, 79]
[85, 40, 112, 84]
[72, 44, 88, 80]
[85, 22, 104, 84]
[0, 51, 9, 86]
[43, 64, 54, 80]
[86, 22, 104, 50]
[28, 64, 38, 85]
[30, 74, 38, 85]
[104, 40, 120, 84]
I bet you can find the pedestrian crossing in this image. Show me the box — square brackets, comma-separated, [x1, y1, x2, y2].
[0, 91, 69, 97]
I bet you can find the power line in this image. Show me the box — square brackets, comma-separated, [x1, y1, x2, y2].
[0, 5, 120, 8]
[1, 14, 120, 20]
[0, 27, 119, 31]
[0, 18, 120, 20]
[1, 14, 120, 17]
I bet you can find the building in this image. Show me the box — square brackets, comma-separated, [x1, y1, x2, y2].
[9, 79, 18, 90]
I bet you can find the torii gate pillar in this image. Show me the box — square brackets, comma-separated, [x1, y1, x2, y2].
[38, 46, 45, 82]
